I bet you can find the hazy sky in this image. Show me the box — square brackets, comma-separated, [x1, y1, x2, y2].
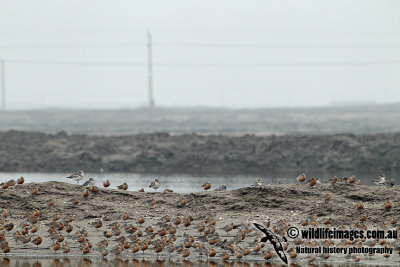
[0, 0, 400, 109]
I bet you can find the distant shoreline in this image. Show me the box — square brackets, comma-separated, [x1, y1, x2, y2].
[1, 105, 400, 135]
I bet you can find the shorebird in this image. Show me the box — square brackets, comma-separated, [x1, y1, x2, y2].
[289, 248, 297, 259]
[176, 197, 187, 207]
[103, 180, 110, 188]
[329, 176, 338, 185]
[52, 242, 61, 253]
[30, 187, 39, 195]
[348, 175, 356, 184]
[202, 181, 211, 191]
[309, 177, 317, 187]
[122, 213, 130, 220]
[252, 179, 263, 187]
[47, 198, 55, 207]
[182, 249, 190, 258]
[2, 209, 9, 218]
[7, 179, 16, 187]
[324, 193, 332, 203]
[149, 179, 160, 191]
[82, 178, 95, 187]
[89, 186, 99, 193]
[92, 219, 103, 229]
[32, 236, 42, 248]
[374, 174, 394, 187]
[117, 183, 128, 190]
[221, 252, 230, 261]
[67, 170, 84, 184]
[214, 185, 226, 191]
[374, 174, 386, 185]
[4, 223, 14, 231]
[71, 198, 80, 205]
[1, 182, 8, 189]
[82, 190, 89, 198]
[322, 217, 331, 225]
[62, 242, 71, 256]
[296, 174, 306, 184]
[221, 223, 234, 233]
[137, 216, 145, 225]
[17, 176, 25, 184]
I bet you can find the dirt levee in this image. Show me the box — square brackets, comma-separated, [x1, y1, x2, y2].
[0, 131, 399, 173]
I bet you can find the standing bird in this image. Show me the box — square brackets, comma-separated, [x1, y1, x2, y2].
[202, 181, 211, 191]
[252, 179, 263, 187]
[214, 185, 226, 191]
[324, 193, 332, 203]
[103, 180, 110, 188]
[82, 178, 95, 187]
[30, 187, 39, 195]
[67, 170, 85, 184]
[309, 178, 317, 187]
[117, 183, 128, 190]
[374, 174, 394, 187]
[32, 236, 42, 248]
[297, 174, 306, 184]
[348, 175, 356, 184]
[17, 176, 25, 185]
[149, 179, 160, 191]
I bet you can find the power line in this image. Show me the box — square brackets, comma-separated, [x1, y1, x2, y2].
[155, 61, 400, 67]
[5, 59, 146, 66]
[0, 43, 145, 49]
[1, 28, 400, 35]
[156, 43, 400, 48]
[0, 28, 147, 35]
[2, 42, 400, 49]
[3, 59, 400, 67]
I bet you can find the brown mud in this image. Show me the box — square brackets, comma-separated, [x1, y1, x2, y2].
[0, 181, 399, 265]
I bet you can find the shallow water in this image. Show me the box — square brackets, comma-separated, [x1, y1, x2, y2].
[0, 170, 398, 193]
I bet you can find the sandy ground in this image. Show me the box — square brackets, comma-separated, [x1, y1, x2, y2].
[1, 181, 400, 266]
[1, 131, 400, 174]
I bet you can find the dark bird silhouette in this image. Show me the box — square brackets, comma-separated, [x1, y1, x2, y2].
[254, 223, 288, 264]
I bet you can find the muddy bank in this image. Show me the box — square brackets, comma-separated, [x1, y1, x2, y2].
[0, 131, 400, 173]
[0, 181, 399, 265]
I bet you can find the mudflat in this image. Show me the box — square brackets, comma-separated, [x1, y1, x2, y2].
[0, 181, 399, 265]
[0, 131, 399, 174]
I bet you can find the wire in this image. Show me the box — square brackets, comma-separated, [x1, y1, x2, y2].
[1, 28, 400, 35]
[0, 43, 145, 49]
[4, 59, 400, 67]
[1, 42, 400, 49]
[156, 43, 400, 48]
[5, 59, 146, 66]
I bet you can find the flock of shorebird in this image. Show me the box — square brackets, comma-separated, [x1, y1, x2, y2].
[0, 171, 398, 264]
[66, 170, 222, 193]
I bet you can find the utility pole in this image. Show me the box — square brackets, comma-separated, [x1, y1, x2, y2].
[147, 32, 155, 108]
[1, 60, 5, 110]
